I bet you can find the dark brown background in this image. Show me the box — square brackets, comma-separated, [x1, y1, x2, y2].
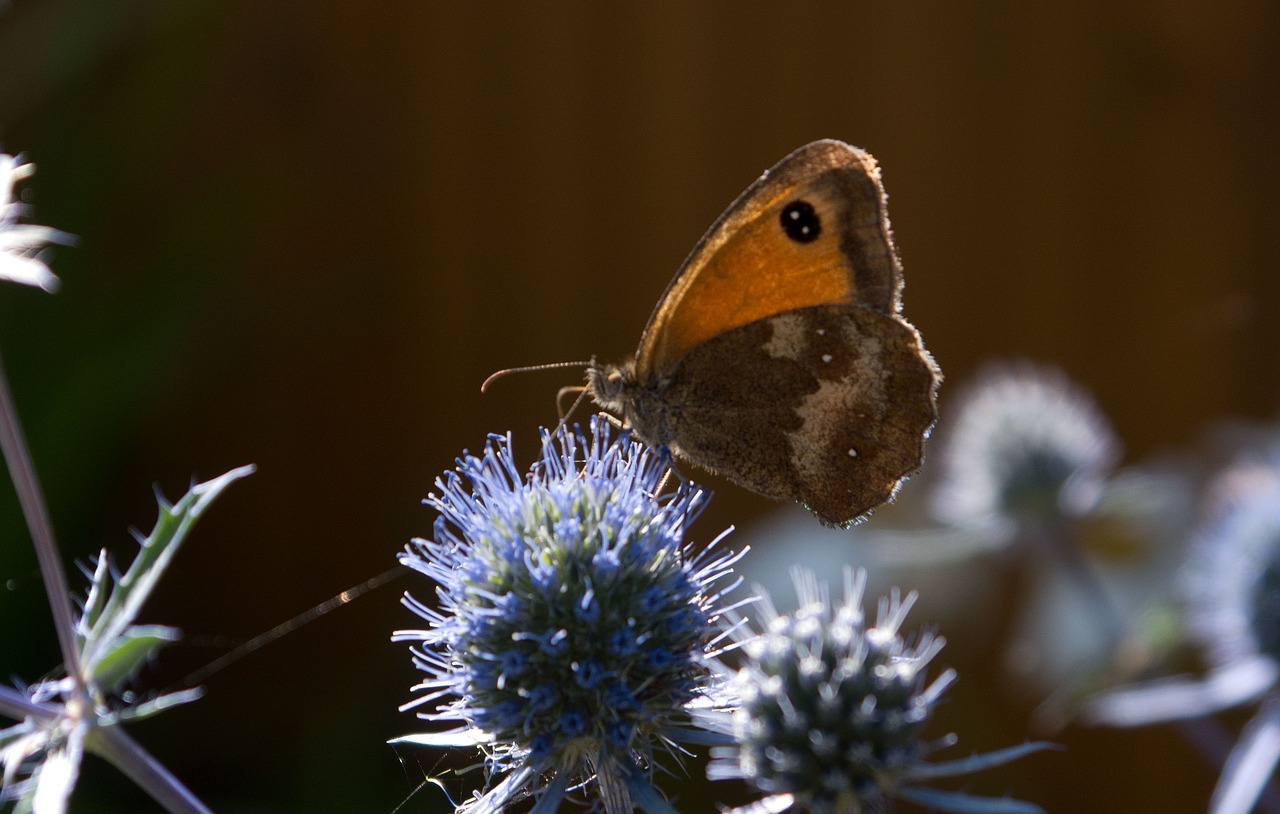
[0, 3, 1277, 812]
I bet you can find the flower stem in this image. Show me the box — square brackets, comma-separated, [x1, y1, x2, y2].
[0, 351, 85, 692]
[1035, 518, 1128, 653]
[1176, 717, 1280, 814]
[90, 726, 213, 814]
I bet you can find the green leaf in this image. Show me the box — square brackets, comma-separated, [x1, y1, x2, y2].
[107, 688, 204, 726]
[77, 550, 112, 641]
[80, 465, 254, 675]
[88, 625, 180, 694]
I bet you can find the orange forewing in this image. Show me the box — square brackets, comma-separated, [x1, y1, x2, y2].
[635, 141, 899, 379]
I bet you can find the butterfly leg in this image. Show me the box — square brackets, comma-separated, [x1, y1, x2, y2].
[556, 385, 590, 421]
[651, 445, 690, 497]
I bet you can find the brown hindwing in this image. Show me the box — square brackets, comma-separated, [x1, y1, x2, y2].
[644, 303, 939, 526]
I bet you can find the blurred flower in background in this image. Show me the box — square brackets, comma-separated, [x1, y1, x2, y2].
[1087, 457, 1280, 814]
[926, 363, 1199, 718]
[931, 362, 1121, 534]
[393, 418, 743, 814]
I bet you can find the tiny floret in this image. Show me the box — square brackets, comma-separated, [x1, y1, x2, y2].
[394, 417, 742, 814]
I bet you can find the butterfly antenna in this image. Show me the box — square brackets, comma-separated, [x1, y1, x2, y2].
[481, 360, 592, 393]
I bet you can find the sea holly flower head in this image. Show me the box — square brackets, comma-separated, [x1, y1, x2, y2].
[707, 568, 1048, 814]
[394, 417, 743, 814]
[931, 362, 1120, 530]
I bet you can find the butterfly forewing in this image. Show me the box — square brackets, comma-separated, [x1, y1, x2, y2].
[634, 140, 903, 380]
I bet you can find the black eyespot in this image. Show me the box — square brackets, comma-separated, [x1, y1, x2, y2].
[780, 200, 821, 244]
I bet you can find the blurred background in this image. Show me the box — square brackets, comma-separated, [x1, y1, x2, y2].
[0, 2, 1278, 812]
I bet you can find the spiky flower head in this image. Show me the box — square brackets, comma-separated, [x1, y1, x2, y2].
[394, 417, 742, 814]
[931, 362, 1120, 529]
[708, 568, 1046, 814]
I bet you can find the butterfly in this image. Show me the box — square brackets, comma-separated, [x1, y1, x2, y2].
[585, 140, 940, 527]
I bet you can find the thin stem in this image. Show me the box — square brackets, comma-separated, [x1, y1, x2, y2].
[0, 351, 85, 690]
[90, 726, 212, 814]
[1034, 517, 1128, 653]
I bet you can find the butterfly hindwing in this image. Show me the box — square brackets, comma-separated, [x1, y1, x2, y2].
[632, 304, 935, 525]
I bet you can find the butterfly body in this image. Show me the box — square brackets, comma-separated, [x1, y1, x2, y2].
[587, 140, 939, 526]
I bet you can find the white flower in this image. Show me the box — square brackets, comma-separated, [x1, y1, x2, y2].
[0, 153, 71, 293]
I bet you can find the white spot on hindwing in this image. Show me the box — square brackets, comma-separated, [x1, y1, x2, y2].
[822, 353, 833, 363]
[848, 448, 858, 458]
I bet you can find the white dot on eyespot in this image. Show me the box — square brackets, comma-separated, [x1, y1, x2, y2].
[847, 448, 859, 458]
[789, 210, 800, 220]
[821, 353, 833, 363]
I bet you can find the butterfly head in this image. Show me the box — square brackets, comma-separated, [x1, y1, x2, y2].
[585, 360, 622, 409]
[587, 359, 646, 425]
[585, 359, 679, 452]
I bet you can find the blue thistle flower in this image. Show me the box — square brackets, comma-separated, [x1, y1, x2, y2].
[931, 362, 1120, 531]
[706, 568, 1049, 814]
[394, 417, 742, 814]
